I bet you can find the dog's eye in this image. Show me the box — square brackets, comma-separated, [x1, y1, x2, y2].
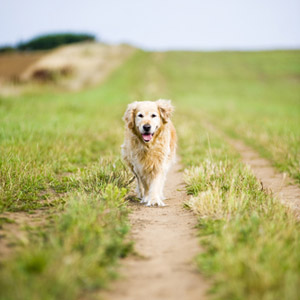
[151, 114, 157, 118]
[138, 114, 144, 118]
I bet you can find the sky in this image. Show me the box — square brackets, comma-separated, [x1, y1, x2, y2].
[0, 0, 299, 50]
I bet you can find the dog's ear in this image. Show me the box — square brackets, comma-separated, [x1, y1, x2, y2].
[123, 102, 138, 129]
[156, 99, 174, 123]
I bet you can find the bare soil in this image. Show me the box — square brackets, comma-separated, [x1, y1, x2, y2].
[0, 210, 48, 258]
[0, 51, 45, 81]
[101, 162, 208, 300]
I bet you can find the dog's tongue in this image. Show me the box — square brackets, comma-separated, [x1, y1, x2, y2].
[142, 134, 152, 142]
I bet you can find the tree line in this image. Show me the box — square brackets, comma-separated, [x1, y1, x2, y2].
[0, 33, 96, 53]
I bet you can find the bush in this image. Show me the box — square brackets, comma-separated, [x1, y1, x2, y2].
[0, 46, 15, 53]
[17, 33, 95, 51]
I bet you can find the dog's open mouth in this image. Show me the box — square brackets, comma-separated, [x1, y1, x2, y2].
[142, 133, 153, 142]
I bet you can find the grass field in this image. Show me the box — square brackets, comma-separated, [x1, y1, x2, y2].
[181, 120, 300, 300]
[0, 63, 136, 299]
[0, 49, 299, 299]
[160, 51, 300, 182]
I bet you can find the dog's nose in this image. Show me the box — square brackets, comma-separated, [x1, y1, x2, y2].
[143, 124, 151, 132]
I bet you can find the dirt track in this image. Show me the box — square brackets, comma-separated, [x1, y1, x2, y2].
[102, 162, 208, 300]
[204, 120, 300, 217]
[228, 138, 300, 218]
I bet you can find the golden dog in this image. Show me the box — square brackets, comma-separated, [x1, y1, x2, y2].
[121, 99, 177, 206]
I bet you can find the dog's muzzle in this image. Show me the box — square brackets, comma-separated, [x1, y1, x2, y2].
[141, 124, 154, 142]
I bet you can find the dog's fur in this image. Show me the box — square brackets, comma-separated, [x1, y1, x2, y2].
[121, 99, 177, 206]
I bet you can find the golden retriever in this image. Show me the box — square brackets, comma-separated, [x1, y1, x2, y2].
[121, 100, 177, 206]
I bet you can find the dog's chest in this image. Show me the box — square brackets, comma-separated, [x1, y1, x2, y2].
[135, 143, 170, 175]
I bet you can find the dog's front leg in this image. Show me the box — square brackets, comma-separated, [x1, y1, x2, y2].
[146, 173, 165, 207]
[140, 177, 150, 203]
[136, 174, 145, 201]
[159, 162, 172, 200]
[131, 167, 144, 200]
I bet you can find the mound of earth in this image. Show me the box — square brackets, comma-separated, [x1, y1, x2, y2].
[0, 42, 136, 95]
[21, 42, 136, 90]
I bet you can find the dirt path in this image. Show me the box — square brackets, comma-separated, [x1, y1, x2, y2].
[102, 162, 208, 300]
[228, 138, 300, 217]
[203, 121, 300, 217]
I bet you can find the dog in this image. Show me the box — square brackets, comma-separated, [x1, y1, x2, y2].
[121, 99, 177, 206]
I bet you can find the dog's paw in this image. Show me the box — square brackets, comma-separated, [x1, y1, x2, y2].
[135, 189, 143, 200]
[145, 197, 165, 207]
[160, 194, 166, 201]
[145, 197, 154, 206]
[157, 200, 166, 206]
[140, 197, 147, 204]
[157, 197, 166, 206]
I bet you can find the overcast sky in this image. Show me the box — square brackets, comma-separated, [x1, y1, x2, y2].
[0, 0, 299, 50]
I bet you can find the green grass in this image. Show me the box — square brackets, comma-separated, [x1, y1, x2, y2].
[0, 49, 299, 299]
[2, 50, 299, 212]
[128, 50, 300, 298]
[0, 50, 169, 299]
[159, 50, 300, 182]
[0, 53, 146, 299]
[0, 93, 122, 211]
[180, 120, 300, 299]
[0, 161, 133, 300]
[0, 70, 136, 298]
[0, 59, 135, 212]
[157, 51, 300, 299]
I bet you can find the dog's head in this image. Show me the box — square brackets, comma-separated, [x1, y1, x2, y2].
[123, 99, 174, 143]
